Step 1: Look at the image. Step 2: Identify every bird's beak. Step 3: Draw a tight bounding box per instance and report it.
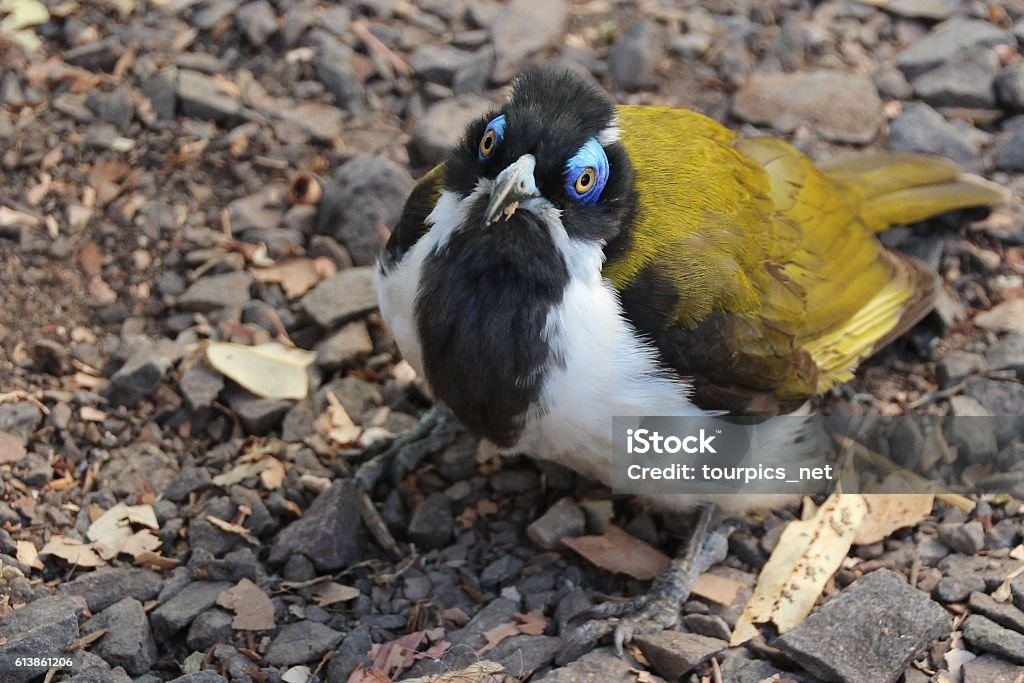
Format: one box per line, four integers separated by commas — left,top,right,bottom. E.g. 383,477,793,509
484,154,540,225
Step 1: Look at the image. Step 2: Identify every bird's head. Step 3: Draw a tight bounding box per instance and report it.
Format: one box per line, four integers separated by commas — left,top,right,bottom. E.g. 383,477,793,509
441,68,636,251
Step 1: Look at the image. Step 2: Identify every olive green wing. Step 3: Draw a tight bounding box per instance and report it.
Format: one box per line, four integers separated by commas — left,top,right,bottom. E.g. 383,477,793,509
381,164,445,269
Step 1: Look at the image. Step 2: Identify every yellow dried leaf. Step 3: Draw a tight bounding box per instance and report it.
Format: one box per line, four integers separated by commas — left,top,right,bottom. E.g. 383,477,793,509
311,581,360,607
39,535,105,568
206,341,315,400
855,492,934,545
16,540,43,570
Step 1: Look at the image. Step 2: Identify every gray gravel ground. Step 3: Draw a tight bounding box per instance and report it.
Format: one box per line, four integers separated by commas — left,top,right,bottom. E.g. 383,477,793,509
1,0,1024,682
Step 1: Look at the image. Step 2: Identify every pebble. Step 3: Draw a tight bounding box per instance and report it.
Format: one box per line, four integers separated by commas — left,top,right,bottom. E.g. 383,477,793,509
934,574,986,602
986,335,1024,377
527,497,585,550
163,466,213,502
911,49,1000,109
315,321,374,369
176,70,239,123
412,45,475,85
635,631,727,678
968,591,1024,634
313,40,363,113
225,389,291,435
149,581,233,640
0,596,84,683
58,568,164,613
413,94,494,165
178,272,253,312
732,69,883,144
300,267,378,328
962,615,1024,664
490,0,569,82
235,0,277,46
546,648,667,683
408,492,453,550
895,18,1014,80
104,347,173,406
996,65,1024,111
888,102,980,169
178,364,225,412
0,402,43,442
608,21,664,91
885,0,962,20
994,126,1024,173
81,598,157,676
962,655,1024,683
269,480,365,570
264,620,344,667
774,569,950,683
937,351,988,388
316,155,415,266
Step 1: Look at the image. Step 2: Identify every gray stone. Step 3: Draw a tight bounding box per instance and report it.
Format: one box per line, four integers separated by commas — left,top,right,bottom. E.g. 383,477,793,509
886,0,963,20
412,45,474,85
164,466,213,502
453,47,494,95
0,402,42,441
82,598,156,675
732,69,883,144
179,364,224,411
480,555,525,588
995,127,1024,173
315,321,374,370
937,351,988,388
301,267,378,327
316,155,414,266
64,38,123,71
167,673,227,683
58,568,164,613
92,87,134,129
996,65,1024,111
486,634,561,674
963,655,1024,683
264,621,343,667
888,103,980,170
178,272,253,312
963,615,1024,663
149,581,232,640
176,70,239,123
896,18,1014,80
236,1,276,46
875,67,914,100
527,497,585,550
934,574,986,602
225,389,291,435
270,480,364,571
608,21,664,91
911,49,999,108
186,608,233,651
968,591,1024,634
408,492,453,550
314,41,362,113
546,648,668,683
413,94,493,165
986,335,1024,377
938,521,987,555
104,347,172,406
635,631,727,679
448,598,519,649
282,5,316,46
490,0,569,82
193,0,239,29
773,569,950,683
0,596,83,683
682,613,733,641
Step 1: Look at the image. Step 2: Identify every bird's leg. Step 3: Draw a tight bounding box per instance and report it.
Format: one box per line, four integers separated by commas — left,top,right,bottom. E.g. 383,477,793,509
354,403,462,492
557,503,735,665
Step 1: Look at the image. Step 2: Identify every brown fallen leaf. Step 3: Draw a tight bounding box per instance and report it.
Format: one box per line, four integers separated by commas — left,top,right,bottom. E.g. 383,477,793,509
251,257,335,299
855,491,934,546
316,392,362,446
87,158,132,207
311,581,360,607
0,431,26,464
16,540,44,570
217,578,276,630
691,572,745,606
562,524,670,580
369,631,427,680
79,242,103,277
39,535,105,568
259,458,286,490
731,493,867,645
206,515,259,544
134,550,179,570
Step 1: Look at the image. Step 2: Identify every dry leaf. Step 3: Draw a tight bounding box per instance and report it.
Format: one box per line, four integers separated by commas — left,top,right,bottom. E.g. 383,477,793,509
731,493,868,645
369,631,427,679
974,299,1024,333
562,524,670,580
259,458,286,489
692,572,745,606
87,503,159,560
134,550,179,570
213,458,285,489
119,530,161,558
16,540,43,570
316,391,362,445
855,492,934,545
87,158,132,207
206,341,315,400
0,431,26,464
251,258,333,298
0,205,39,228
206,515,258,544
80,405,107,421
79,242,103,277
514,610,547,636
39,535,105,568
311,581,360,607
478,622,520,655
217,578,276,630
402,661,504,683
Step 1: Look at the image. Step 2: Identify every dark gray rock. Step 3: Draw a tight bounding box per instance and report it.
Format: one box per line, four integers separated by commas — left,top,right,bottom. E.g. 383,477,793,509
934,574,986,603
315,321,374,370
176,70,239,123
608,21,664,91
315,155,414,266
773,569,950,683
937,351,988,388
486,634,561,674
683,613,733,641
91,87,134,129
236,1,276,46
996,64,1024,111
142,71,177,120
885,0,962,20
545,648,668,683
453,47,494,95
82,598,156,675
938,521,986,554
179,364,225,412
64,38,124,71
164,466,213,502
270,480,364,570
481,555,525,588
490,0,569,82
963,615,1024,663
178,272,252,312
166,673,227,683
412,45,474,85
449,598,519,649
888,103,980,170
732,69,883,144
635,631,727,679
527,497,585,550
995,126,1024,173
968,591,1024,634
944,414,999,463
911,49,999,108
224,389,291,435
875,67,914,100
326,627,373,682
986,335,1024,377
408,492,453,550
896,18,1014,80
0,402,43,441
0,596,83,683
104,347,172,406
962,655,1024,683
58,568,164,613
413,94,493,165
300,267,378,327
149,581,232,640
264,621,343,667
313,40,362,113
186,608,233,651
192,0,239,28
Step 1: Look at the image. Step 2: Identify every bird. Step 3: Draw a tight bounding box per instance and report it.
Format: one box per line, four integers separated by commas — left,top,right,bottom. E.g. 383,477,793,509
373,66,1009,658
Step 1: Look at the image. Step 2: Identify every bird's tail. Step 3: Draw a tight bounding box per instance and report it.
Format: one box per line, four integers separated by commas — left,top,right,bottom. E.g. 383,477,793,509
817,152,1010,232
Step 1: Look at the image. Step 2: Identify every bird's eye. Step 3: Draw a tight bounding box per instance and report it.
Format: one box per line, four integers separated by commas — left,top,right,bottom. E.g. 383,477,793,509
565,138,609,205
478,114,506,161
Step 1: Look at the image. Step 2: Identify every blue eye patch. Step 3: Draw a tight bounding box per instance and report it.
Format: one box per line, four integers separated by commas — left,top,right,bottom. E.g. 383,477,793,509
564,138,609,205
478,114,506,161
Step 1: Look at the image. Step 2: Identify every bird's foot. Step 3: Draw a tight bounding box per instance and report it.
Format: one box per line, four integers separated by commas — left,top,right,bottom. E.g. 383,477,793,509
354,403,462,493
557,504,736,666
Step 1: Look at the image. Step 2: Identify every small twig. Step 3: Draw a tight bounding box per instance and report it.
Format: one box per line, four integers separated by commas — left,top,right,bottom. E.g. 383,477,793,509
350,19,413,78
359,490,402,558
